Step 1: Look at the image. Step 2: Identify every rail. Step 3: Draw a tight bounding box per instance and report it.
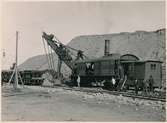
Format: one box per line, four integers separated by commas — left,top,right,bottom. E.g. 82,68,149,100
41,85,166,102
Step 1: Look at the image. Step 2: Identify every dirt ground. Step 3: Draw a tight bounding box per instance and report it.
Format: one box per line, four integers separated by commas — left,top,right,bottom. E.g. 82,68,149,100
1,85,166,121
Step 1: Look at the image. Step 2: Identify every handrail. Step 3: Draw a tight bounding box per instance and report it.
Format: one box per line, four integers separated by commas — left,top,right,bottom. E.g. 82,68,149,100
121,75,127,90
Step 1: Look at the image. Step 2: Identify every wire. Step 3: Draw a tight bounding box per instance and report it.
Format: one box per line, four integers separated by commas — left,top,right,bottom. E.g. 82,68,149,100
42,32,89,71
49,46,55,71
47,44,53,70
42,37,51,70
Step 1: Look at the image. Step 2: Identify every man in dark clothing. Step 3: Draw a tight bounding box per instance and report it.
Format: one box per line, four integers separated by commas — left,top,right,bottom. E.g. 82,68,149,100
134,78,139,95
143,79,149,95
118,65,124,80
149,75,154,93
77,50,84,60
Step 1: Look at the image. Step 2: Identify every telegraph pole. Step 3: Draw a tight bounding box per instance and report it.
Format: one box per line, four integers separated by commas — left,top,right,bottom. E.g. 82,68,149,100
14,31,19,89
8,31,24,89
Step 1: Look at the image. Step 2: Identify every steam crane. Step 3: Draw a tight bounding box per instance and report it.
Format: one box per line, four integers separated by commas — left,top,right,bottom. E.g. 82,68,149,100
42,32,87,82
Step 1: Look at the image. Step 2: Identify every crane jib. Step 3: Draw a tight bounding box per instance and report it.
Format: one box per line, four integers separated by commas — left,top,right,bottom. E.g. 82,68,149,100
42,32,75,70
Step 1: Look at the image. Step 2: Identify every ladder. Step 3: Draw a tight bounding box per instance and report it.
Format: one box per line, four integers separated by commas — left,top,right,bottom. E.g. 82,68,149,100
116,75,127,91
121,75,127,90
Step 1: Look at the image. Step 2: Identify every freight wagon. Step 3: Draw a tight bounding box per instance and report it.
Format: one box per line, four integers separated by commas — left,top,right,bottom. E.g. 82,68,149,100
1,70,45,85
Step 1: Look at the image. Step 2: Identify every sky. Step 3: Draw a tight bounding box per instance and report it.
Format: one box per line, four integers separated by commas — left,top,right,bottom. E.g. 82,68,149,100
1,1,166,69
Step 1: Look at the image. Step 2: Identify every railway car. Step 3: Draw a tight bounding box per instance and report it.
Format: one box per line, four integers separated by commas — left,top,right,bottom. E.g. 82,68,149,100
121,60,163,89
1,70,45,85
1,70,13,83
74,53,163,90
20,70,45,85
71,39,163,90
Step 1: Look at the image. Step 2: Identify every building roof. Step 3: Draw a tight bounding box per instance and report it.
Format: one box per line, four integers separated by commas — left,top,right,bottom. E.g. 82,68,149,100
75,53,141,63
75,54,120,63
121,60,163,64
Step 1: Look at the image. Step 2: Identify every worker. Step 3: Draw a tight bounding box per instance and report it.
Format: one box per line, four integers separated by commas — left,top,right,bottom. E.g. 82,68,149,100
112,77,116,90
143,78,149,95
86,63,91,75
10,63,16,70
149,75,154,93
118,65,124,80
57,44,63,56
90,63,95,75
134,78,138,95
77,50,84,60
77,75,80,87
49,34,54,40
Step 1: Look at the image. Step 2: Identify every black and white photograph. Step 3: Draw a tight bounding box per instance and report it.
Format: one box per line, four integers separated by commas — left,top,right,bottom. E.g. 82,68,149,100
1,0,166,121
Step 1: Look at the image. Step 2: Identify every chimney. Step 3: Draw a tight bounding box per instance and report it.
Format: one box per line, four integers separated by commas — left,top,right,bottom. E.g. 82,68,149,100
104,39,110,56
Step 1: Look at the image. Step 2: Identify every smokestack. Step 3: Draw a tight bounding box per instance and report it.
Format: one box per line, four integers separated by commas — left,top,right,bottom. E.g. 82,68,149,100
104,39,110,56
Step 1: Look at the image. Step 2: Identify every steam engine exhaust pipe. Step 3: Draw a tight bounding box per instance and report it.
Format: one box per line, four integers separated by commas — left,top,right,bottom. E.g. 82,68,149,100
104,39,110,56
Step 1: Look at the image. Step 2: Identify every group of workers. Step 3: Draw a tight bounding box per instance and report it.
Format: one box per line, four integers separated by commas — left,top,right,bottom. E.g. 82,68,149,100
110,75,155,94
74,71,155,96
134,75,154,95
75,75,155,93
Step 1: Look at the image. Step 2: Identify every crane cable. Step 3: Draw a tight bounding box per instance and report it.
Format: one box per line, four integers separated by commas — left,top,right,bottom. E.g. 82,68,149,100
42,37,55,81
42,37,52,70
42,37,58,82
49,46,56,71
40,38,56,81
46,44,53,69
36,39,53,70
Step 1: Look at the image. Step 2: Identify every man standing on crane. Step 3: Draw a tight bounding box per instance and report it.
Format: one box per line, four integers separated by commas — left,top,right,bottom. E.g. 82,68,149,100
76,50,84,60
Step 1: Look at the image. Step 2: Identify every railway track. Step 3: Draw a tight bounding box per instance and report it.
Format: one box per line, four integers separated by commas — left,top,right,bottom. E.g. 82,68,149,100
2,85,165,102
42,85,166,102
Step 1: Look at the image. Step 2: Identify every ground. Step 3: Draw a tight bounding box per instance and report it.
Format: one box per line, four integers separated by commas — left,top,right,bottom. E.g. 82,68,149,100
1,85,166,121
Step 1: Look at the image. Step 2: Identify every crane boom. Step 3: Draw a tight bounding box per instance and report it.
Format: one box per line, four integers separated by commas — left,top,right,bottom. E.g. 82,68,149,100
42,32,85,70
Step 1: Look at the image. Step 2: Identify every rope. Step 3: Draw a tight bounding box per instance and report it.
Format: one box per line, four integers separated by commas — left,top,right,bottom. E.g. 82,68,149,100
47,44,53,70
51,50,55,70
42,37,52,70
42,37,57,81
43,32,89,71
49,46,56,70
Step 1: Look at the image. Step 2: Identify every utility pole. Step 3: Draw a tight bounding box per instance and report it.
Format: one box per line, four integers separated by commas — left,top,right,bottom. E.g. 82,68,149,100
14,31,19,88
8,31,24,89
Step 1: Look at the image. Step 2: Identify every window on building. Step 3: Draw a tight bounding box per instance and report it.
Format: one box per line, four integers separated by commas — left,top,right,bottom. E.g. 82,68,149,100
153,64,156,69
151,64,156,70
